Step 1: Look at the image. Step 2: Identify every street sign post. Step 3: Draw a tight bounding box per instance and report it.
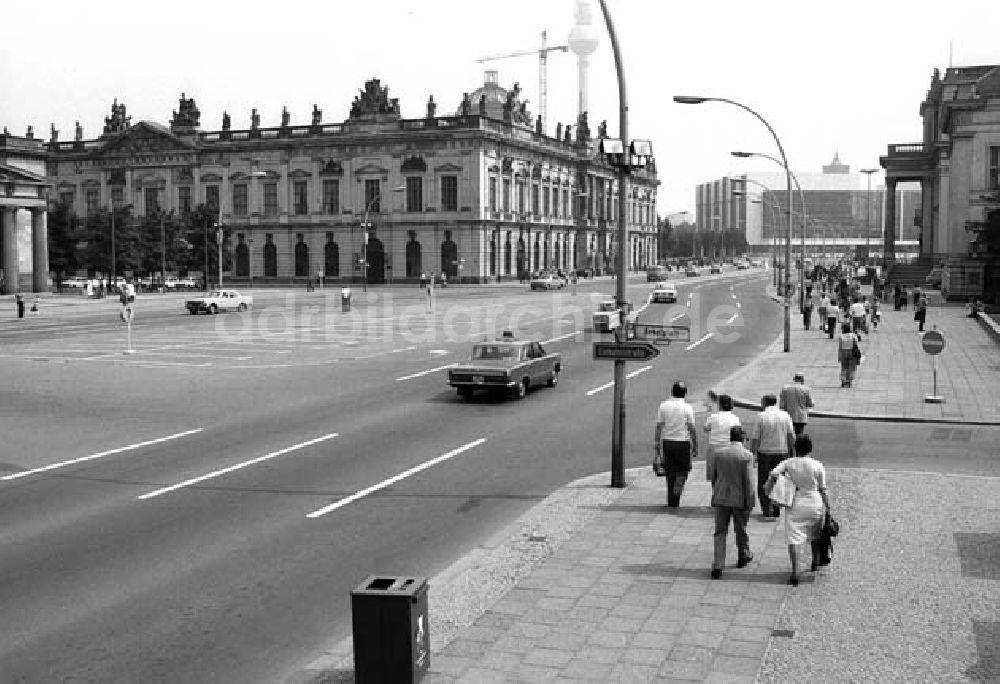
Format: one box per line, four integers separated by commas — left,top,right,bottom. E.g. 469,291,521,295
634,323,691,345
593,340,660,361
922,328,945,403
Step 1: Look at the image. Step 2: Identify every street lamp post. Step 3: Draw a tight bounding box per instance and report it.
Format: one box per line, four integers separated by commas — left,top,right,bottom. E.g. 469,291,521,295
359,186,405,293
160,211,166,294
110,202,116,287
597,0,653,488
861,168,878,267
216,222,224,289
732,150,809,314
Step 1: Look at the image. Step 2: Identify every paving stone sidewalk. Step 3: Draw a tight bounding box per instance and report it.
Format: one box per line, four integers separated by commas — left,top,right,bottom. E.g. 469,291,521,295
713,300,1000,424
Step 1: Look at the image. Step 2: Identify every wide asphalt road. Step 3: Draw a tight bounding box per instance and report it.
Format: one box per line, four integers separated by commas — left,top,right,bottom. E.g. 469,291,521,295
0,269,779,682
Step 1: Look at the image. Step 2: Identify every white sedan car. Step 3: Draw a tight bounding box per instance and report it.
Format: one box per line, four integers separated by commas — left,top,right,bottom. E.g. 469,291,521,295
651,281,678,303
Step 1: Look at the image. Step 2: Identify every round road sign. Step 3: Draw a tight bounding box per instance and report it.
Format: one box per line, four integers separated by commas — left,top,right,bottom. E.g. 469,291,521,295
921,330,945,355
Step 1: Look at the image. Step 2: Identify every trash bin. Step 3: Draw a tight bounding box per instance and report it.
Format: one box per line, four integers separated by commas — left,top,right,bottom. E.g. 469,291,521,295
341,287,352,313
351,575,430,684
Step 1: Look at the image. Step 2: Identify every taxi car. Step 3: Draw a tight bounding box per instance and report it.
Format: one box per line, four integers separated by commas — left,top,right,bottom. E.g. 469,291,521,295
651,281,678,303
447,333,561,400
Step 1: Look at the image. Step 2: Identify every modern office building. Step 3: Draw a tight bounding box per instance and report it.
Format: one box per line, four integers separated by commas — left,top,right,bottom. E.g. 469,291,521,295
0,72,659,293
881,64,1000,300
694,155,919,261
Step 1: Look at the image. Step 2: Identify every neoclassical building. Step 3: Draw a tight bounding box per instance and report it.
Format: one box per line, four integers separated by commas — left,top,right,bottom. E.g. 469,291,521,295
33,72,659,287
0,132,50,294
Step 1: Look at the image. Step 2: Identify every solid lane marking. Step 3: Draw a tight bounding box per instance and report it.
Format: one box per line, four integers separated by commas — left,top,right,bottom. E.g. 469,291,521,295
686,332,715,351
396,363,457,382
585,365,653,396
137,432,339,500
306,437,487,518
2,429,204,481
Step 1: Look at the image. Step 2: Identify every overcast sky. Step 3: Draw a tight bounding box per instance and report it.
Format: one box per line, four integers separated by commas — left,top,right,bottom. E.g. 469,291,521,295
2,1,996,214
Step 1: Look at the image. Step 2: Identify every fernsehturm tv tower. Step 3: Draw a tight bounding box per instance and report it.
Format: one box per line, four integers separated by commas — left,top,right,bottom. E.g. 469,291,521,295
568,0,600,118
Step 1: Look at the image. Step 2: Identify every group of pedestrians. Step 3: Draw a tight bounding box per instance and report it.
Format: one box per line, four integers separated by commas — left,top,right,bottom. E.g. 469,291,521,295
654,374,833,586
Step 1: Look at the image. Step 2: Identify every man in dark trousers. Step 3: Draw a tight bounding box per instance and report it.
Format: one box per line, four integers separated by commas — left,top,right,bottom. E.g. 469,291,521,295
15,294,25,318
749,394,795,519
708,426,757,579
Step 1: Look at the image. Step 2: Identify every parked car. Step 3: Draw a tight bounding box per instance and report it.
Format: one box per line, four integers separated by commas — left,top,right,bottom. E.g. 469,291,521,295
185,290,253,314
447,333,562,400
575,267,594,278
736,261,749,270
685,266,700,277
750,259,763,267
530,273,564,291
646,265,671,282
651,281,678,303
710,264,723,274
61,276,89,289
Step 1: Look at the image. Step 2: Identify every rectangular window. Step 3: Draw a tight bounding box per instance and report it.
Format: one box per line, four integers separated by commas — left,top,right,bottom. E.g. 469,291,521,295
59,191,75,208
440,175,458,211
552,187,560,218
178,186,191,213
406,176,423,212
489,177,497,213
991,146,1000,190
111,187,124,209
365,179,381,213
264,183,278,217
532,184,540,216
516,180,525,214
502,178,511,213
233,184,248,216
543,186,550,216
293,181,308,215
205,185,219,213
144,187,159,215
85,189,99,214
322,179,340,214
562,188,569,218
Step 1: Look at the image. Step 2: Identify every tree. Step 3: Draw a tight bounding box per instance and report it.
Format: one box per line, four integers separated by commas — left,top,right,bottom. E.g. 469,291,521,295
47,203,82,284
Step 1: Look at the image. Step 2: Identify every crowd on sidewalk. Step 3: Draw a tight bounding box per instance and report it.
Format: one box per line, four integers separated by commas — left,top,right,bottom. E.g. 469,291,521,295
654,374,835,588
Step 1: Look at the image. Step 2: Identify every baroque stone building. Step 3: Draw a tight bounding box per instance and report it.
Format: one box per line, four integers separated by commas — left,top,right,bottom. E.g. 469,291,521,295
0,130,50,294
881,65,1000,300
39,73,659,286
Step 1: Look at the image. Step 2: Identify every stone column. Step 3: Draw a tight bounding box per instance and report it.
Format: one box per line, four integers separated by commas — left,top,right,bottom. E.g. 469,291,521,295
883,179,897,266
920,178,934,255
1,207,19,294
31,208,49,292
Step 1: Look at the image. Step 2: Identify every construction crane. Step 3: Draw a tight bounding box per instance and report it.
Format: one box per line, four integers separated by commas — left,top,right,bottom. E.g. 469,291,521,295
477,31,568,133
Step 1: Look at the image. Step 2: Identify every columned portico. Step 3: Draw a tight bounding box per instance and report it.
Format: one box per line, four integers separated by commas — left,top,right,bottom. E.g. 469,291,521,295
31,209,49,293
883,178,897,265
1,207,17,294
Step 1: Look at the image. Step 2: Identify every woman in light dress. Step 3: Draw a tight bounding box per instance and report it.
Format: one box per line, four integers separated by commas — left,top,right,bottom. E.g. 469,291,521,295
767,434,831,586
703,394,741,479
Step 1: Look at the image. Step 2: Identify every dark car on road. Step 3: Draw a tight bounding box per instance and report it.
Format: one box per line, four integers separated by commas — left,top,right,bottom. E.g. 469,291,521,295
447,334,561,400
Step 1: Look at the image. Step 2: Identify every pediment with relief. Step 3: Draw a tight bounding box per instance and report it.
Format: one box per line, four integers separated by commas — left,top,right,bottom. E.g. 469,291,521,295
98,121,195,157
434,162,462,173
354,162,390,175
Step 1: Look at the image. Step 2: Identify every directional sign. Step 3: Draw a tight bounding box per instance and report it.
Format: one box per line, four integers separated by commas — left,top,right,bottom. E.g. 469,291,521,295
921,330,945,355
593,341,660,361
634,324,691,344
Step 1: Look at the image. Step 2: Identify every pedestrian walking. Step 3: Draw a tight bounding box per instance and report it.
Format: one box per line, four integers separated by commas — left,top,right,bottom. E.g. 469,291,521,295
802,289,814,330
911,286,922,311
915,291,928,331
825,296,838,339
894,282,903,311
15,293,25,318
779,373,814,435
749,394,795,519
703,394,741,477
708,426,756,579
837,322,862,387
817,293,829,336
765,434,832,586
849,296,867,336
869,296,881,330
654,381,699,508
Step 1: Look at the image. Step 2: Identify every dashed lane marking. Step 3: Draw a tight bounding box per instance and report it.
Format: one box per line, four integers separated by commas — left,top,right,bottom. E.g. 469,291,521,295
137,432,339,500
685,332,715,351
585,365,653,396
2,429,204,481
305,437,487,518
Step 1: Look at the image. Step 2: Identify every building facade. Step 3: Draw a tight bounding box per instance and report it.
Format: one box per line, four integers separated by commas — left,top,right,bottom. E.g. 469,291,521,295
695,156,920,262
30,74,658,289
881,65,1000,300
0,131,50,294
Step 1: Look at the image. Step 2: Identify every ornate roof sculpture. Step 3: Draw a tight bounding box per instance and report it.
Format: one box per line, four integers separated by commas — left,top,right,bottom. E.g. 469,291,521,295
102,98,132,136
170,92,201,132
349,78,401,121
458,70,533,128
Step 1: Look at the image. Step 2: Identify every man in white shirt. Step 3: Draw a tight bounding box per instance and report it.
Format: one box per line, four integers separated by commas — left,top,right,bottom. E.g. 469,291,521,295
849,297,868,336
654,381,699,508
779,373,814,435
749,394,795,518
703,394,740,480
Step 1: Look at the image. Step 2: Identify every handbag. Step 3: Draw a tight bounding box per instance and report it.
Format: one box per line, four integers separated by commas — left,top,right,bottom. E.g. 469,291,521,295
653,450,666,477
766,473,795,507
852,341,862,361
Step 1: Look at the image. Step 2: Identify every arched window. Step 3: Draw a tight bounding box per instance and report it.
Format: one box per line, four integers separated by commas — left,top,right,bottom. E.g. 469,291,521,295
516,235,526,278
553,238,560,273
489,233,496,276
235,242,249,277
264,235,277,277
441,230,458,278
294,235,309,277
325,235,339,278
406,232,422,278
504,232,512,275
533,235,541,272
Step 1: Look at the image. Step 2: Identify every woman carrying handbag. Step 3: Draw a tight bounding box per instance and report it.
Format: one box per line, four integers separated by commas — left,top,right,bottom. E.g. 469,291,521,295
766,434,832,586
